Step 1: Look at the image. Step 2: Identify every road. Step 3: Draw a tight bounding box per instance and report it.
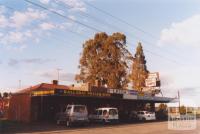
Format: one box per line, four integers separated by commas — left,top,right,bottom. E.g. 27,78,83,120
17,120,200,134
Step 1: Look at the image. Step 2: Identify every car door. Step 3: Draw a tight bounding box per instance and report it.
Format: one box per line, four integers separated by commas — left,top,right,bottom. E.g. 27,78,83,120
109,109,118,120
97,110,103,121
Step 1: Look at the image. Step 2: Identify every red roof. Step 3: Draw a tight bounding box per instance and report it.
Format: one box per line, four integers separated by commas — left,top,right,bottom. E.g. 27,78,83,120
18,83,69,93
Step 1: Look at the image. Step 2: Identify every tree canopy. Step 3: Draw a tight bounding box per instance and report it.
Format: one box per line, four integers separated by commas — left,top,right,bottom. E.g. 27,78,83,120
130,42,149,91
76,32,132,89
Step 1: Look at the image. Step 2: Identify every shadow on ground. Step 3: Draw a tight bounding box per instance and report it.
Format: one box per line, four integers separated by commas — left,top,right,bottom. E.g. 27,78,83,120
0,119,166,134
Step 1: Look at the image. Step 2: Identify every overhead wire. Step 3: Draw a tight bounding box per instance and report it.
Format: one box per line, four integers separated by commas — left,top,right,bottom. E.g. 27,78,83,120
4,0,185,65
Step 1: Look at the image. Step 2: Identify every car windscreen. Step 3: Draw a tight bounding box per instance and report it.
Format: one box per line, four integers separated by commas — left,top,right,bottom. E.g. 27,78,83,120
109,109,118,115
98,110,103,115
138,112,144,115
66,106,72,112
74,106,86,113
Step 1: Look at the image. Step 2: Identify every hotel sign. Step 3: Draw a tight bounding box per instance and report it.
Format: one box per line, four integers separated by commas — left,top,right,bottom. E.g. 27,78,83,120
31,89,111,98
63,90,111,97
32,90,54,96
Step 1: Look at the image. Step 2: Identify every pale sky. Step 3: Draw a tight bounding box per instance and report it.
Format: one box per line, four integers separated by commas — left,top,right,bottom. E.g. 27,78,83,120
0,0,200,106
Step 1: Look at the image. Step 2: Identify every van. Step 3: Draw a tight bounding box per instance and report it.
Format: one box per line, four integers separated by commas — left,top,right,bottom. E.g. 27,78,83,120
89,107,119,123
56,104,89,127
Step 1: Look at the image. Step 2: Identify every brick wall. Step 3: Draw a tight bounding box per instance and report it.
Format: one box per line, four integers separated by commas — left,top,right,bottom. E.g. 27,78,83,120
8,94,31,123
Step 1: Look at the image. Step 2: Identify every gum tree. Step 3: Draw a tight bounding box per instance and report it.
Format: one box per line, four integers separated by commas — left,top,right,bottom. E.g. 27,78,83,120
76,32,132,89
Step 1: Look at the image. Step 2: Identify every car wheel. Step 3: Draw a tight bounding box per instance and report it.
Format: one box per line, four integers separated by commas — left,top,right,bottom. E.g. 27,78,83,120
142,118,146,121
103,119,107,125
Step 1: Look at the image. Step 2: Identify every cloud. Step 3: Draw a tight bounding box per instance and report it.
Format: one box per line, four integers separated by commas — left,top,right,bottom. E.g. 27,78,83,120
0,7,44,29
8,58,55,66
39,22,55,30
0,30,33,45
0,1,85,49
56,0,86,12
8,59,19,66
39,0,50,4
58,22,73,30
68,15,76,21
0,14,8,28
0,7,48,47
38,70,76,82
9,8,47,28
0,5,6,14
158,14,200,47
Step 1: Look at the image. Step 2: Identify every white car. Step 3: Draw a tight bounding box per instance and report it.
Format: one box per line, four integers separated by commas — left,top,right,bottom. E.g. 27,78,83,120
89,107,119,123
136,111,156,121
56,105,89,127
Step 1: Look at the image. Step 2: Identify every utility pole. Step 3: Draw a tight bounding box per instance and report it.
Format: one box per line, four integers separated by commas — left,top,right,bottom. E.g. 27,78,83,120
56,68,62,81
19,80,21,89
178,90,181,113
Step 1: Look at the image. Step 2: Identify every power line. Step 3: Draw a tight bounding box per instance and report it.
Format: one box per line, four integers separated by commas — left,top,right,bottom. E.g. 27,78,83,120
143,48,184,65
84,1,158,39
24,0,101,33
84,1,185,61
52,0,184,61
126,41,184,65
54,0,122,33
2,1,184,65
0,3,89,48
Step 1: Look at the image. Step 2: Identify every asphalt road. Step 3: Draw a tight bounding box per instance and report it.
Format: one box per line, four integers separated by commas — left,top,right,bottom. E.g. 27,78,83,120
16,120,200,134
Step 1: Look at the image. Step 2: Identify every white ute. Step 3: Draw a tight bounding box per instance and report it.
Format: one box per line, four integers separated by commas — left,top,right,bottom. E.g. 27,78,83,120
56,104,89,127
89,107,119,123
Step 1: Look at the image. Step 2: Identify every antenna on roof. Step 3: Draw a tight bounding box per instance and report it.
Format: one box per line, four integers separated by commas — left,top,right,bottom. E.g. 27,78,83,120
56,68,62,82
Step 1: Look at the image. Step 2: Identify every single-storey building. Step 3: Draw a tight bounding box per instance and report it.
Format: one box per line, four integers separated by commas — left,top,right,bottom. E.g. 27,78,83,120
8,80,175,123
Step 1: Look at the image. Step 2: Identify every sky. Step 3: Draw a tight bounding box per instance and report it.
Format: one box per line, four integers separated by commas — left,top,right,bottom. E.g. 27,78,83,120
0,0,200,106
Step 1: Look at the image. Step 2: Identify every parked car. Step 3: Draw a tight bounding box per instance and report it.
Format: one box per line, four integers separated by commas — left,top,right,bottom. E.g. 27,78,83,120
89,107,119,123
136,111,156,121
55,104,89,127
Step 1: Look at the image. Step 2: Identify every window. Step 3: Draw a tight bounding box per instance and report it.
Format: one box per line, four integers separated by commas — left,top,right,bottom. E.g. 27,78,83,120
103,110,108,115
74,106,86,113
66,106,72,112
98,110,103,115
109,109,118,115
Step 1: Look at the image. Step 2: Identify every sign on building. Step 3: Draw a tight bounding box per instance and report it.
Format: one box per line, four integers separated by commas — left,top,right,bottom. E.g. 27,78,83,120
145,72,160,87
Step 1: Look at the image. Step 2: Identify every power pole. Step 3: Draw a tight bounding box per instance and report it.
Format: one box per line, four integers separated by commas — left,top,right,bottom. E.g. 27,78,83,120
178,90,181,113
19,80,21,89
57,68,62,81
